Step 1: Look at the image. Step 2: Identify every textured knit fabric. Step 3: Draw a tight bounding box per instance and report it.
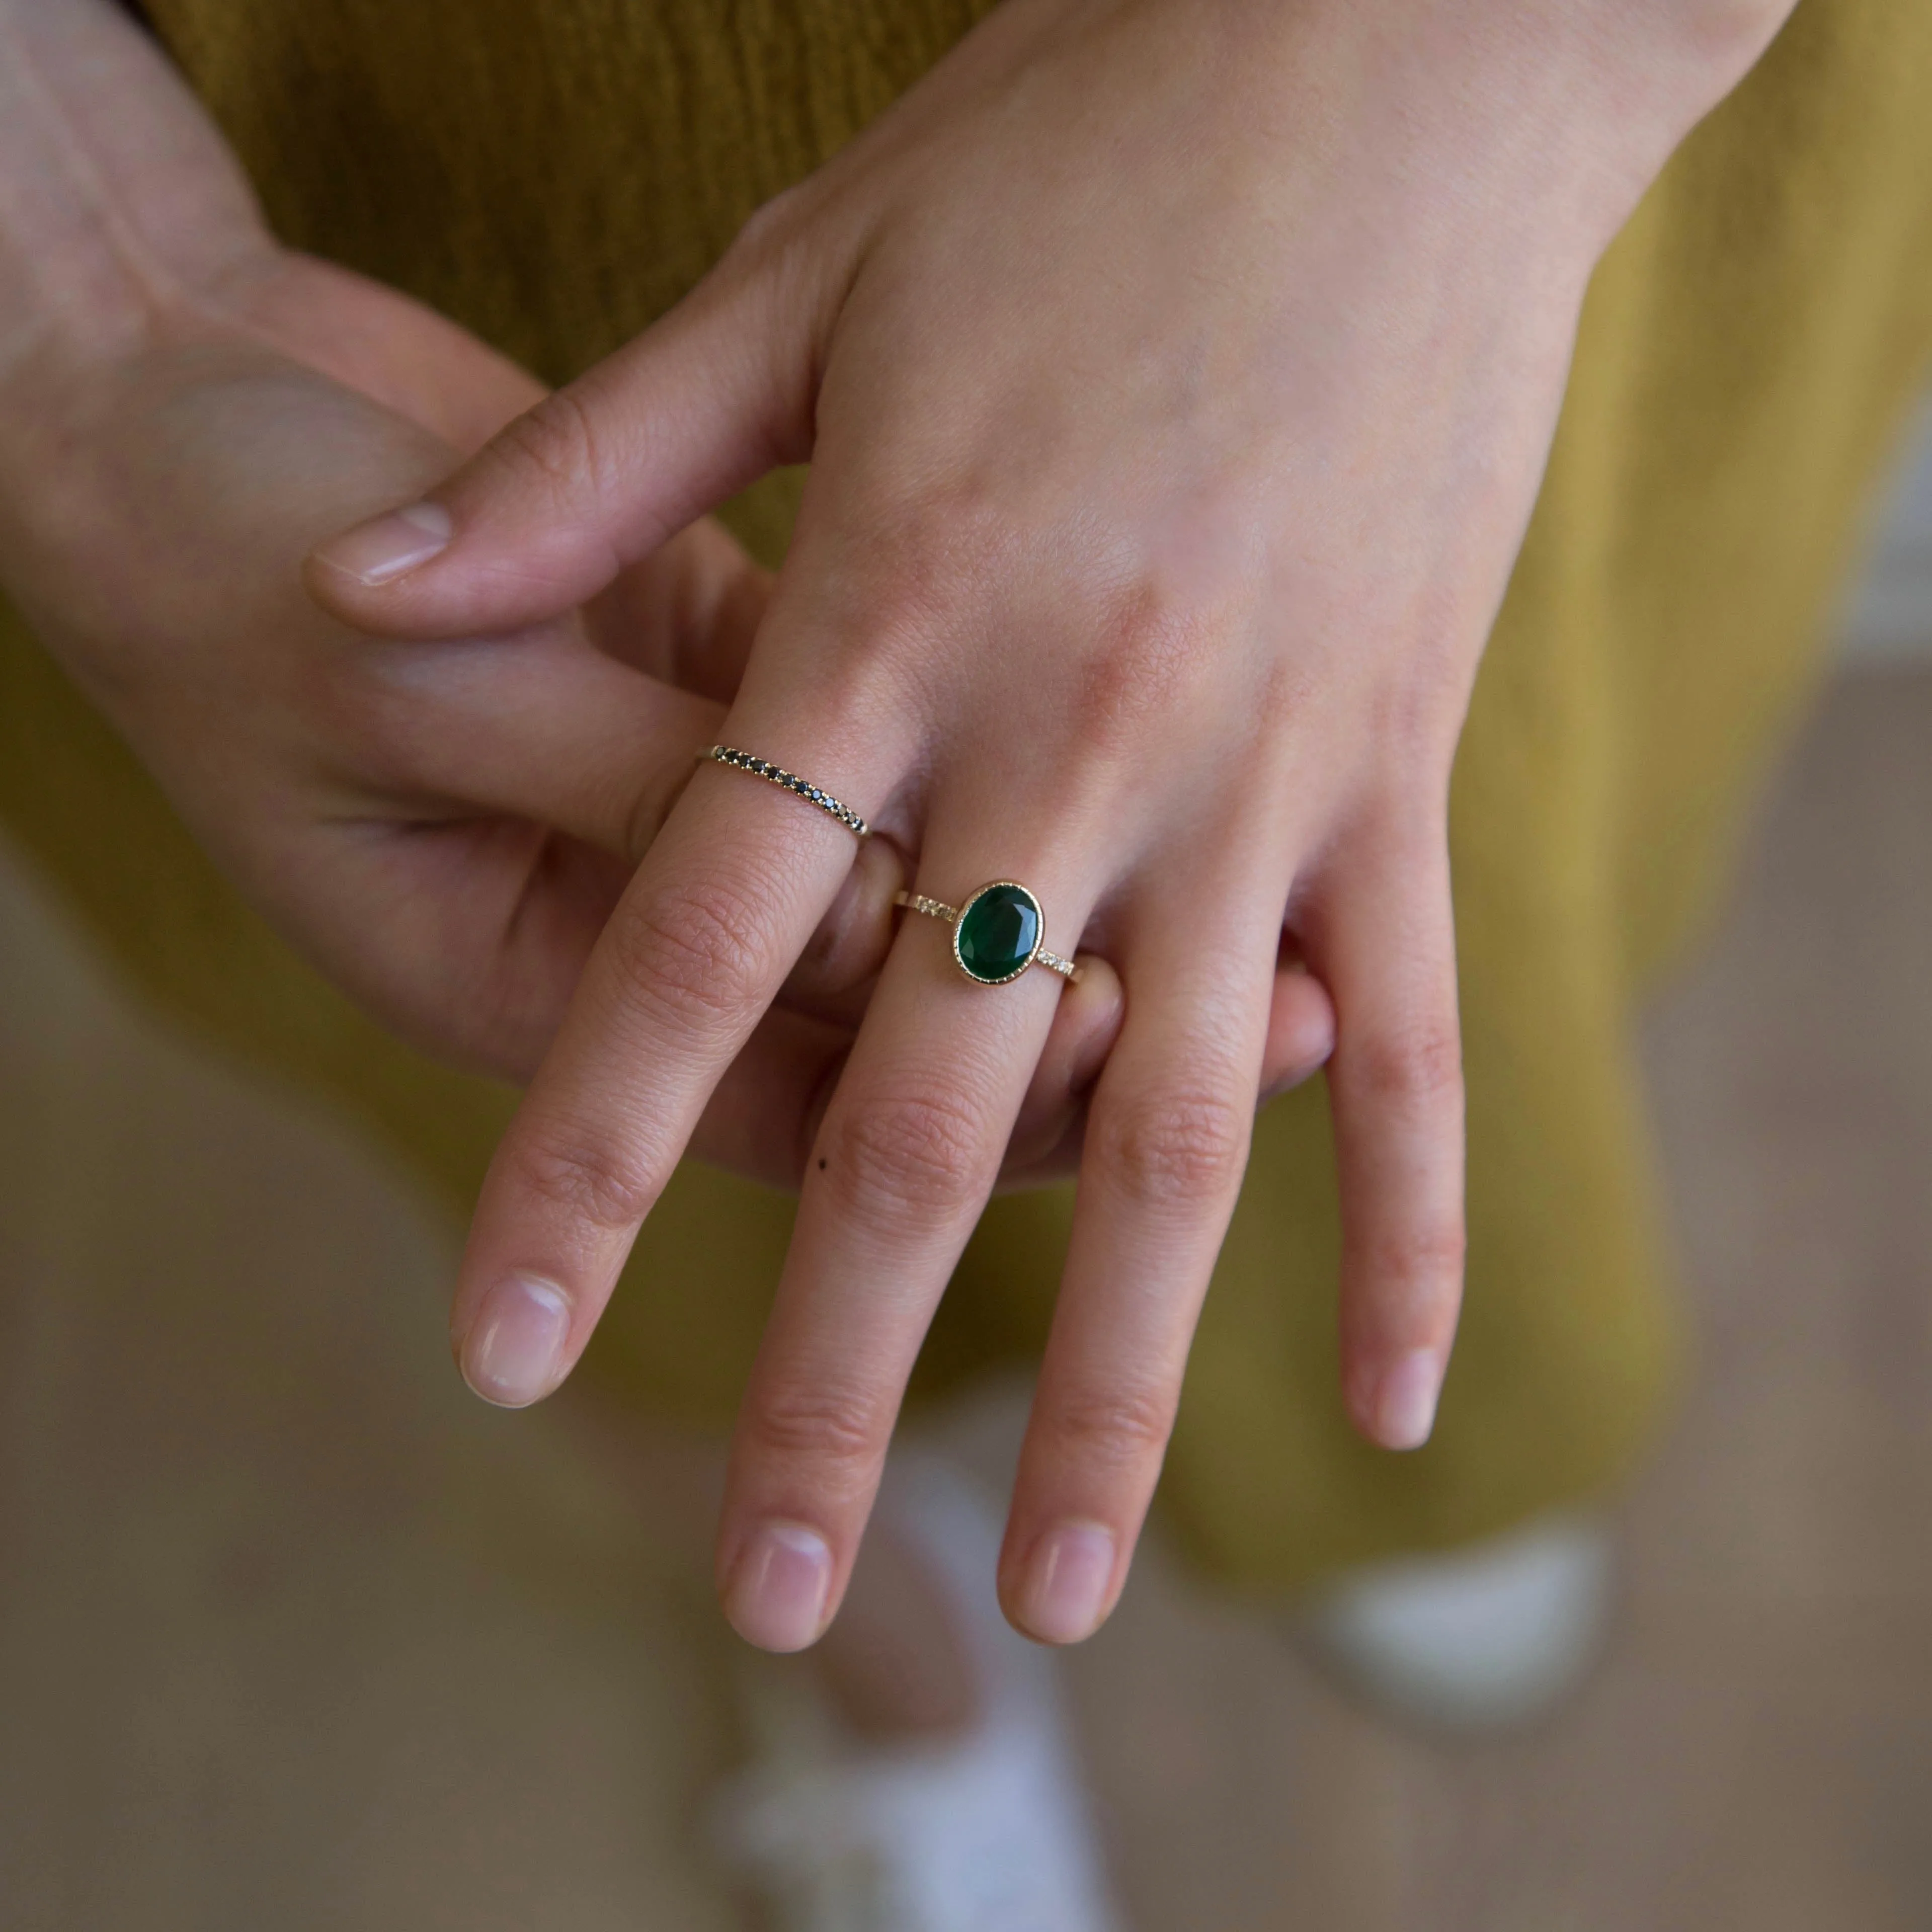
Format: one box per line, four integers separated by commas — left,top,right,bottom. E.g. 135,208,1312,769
4,0,1930,1589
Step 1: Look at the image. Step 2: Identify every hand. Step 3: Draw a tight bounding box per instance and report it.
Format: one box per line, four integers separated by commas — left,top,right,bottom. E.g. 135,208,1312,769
308,0,1786,1646
0,0,1332,1189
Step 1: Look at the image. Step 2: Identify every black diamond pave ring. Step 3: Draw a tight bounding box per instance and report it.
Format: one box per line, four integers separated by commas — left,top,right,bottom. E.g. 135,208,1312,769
707,746,868,839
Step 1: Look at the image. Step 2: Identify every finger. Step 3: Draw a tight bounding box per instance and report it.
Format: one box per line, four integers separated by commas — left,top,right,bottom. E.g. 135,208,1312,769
386,621,723,863
1260,957,1336,1101
702,922,1123,1194
1310,822,1467,1453
688,1004,850,1191
437,616,911,1010
303,251,826,640
1000,950,1335,1187
490,937,855,1191
447,707,895,1414
297,633,722,1081
714,838,1097,1652
777,833,908,1024
395,630,909,1021
998,953,1123,1181
584,516,773,702
998,887,1277,1644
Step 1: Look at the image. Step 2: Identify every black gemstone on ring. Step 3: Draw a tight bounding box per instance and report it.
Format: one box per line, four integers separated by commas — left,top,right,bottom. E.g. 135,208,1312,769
711,746,868,841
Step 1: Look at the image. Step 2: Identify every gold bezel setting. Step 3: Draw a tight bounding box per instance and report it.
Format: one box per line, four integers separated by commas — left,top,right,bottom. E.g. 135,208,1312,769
893,884,1082,985
950,880,1044,987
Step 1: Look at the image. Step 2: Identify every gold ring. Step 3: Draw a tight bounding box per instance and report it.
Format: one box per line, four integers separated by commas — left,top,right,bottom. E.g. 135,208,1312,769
707,746,868,838
894,881,1082,985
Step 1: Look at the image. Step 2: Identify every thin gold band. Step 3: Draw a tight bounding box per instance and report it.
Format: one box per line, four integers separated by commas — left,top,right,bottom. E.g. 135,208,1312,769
895,888,1082,985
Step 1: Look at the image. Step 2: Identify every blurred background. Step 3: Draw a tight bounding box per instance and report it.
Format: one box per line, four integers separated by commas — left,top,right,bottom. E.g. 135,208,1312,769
3,409,1930,1931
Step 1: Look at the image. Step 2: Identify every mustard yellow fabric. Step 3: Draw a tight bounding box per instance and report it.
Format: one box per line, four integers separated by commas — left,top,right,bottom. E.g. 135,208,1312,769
5,0,1931,1589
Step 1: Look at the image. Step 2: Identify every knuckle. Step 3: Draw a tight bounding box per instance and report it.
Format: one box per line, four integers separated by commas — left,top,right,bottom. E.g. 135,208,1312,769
610,876,772,1034
1067,580,1205,757
829,581,948,698
1361,1215,1469,1301
1346,774,1450,860
1349,1019,1464,1117
823,491,1004,664
1367,653,1455,736
1250,655,1318,740
514,1125,660,1233
488,385,609,503
820,1085,990,1225
1096,1085,1251,1210
725,181,813,266
743,1379,887,1480
1043,1380,1178,1471
1350,770,1457,886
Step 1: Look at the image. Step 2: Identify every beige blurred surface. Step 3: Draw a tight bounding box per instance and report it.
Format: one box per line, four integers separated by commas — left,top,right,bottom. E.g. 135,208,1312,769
3,665,1930,1931
0,846,746,1930
1062,665,1932,1932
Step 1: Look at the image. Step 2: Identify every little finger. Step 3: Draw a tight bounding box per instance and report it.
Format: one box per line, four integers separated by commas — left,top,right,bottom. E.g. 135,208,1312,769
1310,822,1467,1453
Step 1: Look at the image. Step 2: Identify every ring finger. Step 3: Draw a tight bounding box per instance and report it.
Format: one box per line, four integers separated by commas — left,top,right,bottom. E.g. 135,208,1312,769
714,818,1103,1650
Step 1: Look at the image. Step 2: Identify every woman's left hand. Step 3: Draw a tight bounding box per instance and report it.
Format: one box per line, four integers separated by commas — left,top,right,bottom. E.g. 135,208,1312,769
308,0,1790,1649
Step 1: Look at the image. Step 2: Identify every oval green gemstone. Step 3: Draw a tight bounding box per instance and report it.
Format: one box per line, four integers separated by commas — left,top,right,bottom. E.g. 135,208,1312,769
955,883,1041,984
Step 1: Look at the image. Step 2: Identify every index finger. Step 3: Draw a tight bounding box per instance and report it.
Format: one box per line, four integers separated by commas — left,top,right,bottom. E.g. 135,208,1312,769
450,729,885,1408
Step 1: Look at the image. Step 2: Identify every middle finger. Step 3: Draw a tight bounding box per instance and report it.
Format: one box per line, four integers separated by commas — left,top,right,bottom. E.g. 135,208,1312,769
1000,852,1284,1642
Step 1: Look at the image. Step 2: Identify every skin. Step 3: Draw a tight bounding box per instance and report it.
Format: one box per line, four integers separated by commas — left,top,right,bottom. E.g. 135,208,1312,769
306,0,1799,1652
1,0,1341,1745
0,0,1335,1197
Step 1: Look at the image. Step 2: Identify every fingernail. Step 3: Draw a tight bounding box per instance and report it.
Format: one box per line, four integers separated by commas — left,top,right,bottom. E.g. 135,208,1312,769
461,1274,572,1407
311,499,452,587
723,1523,834,1652
1374,1347,1443,1450
1016,1521,1116,1644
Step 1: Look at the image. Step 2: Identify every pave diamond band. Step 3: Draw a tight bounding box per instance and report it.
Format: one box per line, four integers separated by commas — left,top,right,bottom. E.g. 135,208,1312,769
707,746,868,838
895,883,1082,986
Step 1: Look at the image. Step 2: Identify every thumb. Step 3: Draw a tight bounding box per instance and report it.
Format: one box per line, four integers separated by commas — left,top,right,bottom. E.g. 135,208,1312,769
303,250,822,640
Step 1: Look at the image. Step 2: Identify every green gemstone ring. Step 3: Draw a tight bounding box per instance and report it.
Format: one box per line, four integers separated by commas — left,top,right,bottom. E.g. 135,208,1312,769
895,881,1082,987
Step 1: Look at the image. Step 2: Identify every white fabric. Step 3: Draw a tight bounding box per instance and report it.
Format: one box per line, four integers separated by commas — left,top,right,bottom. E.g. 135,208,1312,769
1299,1512,1615,1732
712,1454,1122,1932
